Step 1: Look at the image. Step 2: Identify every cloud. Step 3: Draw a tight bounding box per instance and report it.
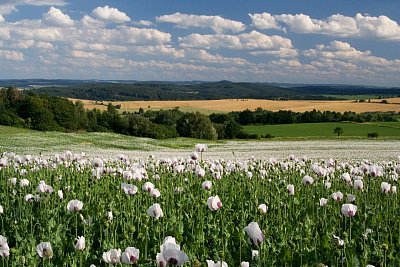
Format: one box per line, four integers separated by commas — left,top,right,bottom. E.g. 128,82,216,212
249,48,299,58
0,27,10,40
42,7,74,27
156,12,245,33
183,49,249,65
304,40,400,74
179,30,292,51
250,12,400,41
249,13,281,30
0,49,24,61
0,0,67,15
0,15,4,23
80,15,105,29
92,6,131,24
133,20,154,27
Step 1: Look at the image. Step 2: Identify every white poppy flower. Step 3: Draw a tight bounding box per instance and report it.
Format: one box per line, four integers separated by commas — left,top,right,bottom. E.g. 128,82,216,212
121,247,140,264
150,188,161,198
74,236,85,251
195,144,207,152
331,191,343,202
121,183,138,195
0,235,10,257
9,178,17,186
195,167,205,178
252,249,259,260
391,186,397,194
142,182,155,193
381,182,391,194
332,235,344,246
20,179,30,187
287,184,295,195
206,260,228,267
102,248,121,264
302,175,314,185
341,204,357,217
161,242,189,266
92,158,103,168
147,203,163,219
207,196,222,211
67,200,83,212
341,173,352,184
123,171,133,180
202,181,212,190
258,204,268,214
324,181,332,189
347,194,356,202
353,180,363,191
319,198,328,207
36,242,53,259
244,222,264,246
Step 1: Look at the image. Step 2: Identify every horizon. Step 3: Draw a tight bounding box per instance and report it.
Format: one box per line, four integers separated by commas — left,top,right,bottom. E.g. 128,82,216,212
0,1,399,87
0,78,397,89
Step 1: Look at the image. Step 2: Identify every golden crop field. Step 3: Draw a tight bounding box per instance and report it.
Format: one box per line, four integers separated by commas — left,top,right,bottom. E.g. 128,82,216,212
71,97,400,114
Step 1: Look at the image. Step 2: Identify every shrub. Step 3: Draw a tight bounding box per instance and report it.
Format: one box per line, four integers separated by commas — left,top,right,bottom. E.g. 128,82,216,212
367,132,379,138
264,133,275,139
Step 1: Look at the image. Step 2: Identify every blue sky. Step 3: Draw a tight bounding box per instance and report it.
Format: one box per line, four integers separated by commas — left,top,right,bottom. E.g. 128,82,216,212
0,0,399,86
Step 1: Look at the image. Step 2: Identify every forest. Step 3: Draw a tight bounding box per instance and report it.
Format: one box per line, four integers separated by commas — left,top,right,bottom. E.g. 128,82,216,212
28,80,400,101
0,87,399,140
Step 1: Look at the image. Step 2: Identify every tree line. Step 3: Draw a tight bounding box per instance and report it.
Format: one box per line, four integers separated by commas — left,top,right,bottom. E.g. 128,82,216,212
0,88,398,140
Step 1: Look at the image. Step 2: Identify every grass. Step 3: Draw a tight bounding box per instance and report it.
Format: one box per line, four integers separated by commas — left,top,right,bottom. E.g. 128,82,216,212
243,122,400,138
0,125,222,155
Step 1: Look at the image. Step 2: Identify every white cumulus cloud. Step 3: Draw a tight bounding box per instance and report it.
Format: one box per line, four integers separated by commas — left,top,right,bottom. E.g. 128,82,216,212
249,12,281,30
250,12,400,41
79,15,105,29
304,40,400,74
92,6,131,24
179,30,292,51
0,49,24,61
42,7,74,27
156,12,245,33
0,0,67,15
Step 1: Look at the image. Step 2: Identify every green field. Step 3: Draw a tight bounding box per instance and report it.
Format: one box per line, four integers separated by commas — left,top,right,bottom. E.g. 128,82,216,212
1,122,399,156
0,125,217,155
243,122,400,138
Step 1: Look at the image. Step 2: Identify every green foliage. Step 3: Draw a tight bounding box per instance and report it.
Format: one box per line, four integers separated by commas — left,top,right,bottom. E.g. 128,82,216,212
176,112,217,140
0,152,399,265
224,119,243,139
1,87,399,141
122,114,178,139
334,127,344,137
367,132,379,138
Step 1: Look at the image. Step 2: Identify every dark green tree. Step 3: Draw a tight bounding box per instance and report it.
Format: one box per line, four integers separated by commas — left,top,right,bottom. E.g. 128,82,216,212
176,112,217,140
334,127,344,137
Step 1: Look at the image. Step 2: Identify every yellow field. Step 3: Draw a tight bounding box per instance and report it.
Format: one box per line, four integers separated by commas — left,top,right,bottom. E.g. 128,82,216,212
71,97,400,114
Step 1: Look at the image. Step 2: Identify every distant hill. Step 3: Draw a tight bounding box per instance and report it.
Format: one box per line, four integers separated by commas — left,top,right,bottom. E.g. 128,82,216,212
26,81,333,101
292,85,400,96
0,79,399,101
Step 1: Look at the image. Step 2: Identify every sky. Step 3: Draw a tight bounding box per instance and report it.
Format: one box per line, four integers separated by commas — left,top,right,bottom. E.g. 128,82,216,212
0,0,399,86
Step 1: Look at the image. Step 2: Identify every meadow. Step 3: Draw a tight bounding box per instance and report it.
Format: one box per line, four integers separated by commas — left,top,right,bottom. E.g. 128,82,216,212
71,97,400,114
0,145,399,266
243,122,400,138
1,125,400,161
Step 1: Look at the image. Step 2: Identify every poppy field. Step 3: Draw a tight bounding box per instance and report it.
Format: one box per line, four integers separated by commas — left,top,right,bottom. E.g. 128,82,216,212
0,146,399,266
